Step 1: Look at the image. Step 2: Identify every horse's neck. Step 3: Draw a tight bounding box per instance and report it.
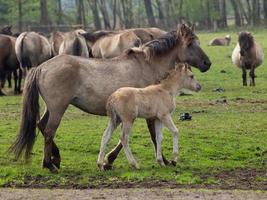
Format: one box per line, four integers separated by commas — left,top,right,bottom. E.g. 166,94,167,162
149,47,178,80
160,74,183,97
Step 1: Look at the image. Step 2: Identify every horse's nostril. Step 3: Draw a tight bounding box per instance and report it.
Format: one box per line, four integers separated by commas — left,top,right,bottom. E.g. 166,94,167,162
203,60,211,67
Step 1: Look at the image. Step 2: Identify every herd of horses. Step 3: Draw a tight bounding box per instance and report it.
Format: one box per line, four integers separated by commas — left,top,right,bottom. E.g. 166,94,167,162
0,23,262,172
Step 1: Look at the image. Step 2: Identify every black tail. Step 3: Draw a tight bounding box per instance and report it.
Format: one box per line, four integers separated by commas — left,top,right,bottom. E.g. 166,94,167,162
19,33,32,68
9,68,41,161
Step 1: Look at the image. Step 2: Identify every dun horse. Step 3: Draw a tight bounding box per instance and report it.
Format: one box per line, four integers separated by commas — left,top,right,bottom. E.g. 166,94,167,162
232,32,263,86
59,29,89,57
98,64,201,170
49,31,66,56
208,35,231,46
10,24,211,173
15,31,52,69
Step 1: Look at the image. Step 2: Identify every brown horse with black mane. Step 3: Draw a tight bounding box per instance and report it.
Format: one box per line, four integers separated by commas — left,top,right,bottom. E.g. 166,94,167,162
232,32,264,86
10,24,211,173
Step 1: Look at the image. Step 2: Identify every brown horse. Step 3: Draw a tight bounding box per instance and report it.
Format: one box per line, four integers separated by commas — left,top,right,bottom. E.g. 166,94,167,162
0,25,13,35
15,32,52,69
232,32,264,86
59,29,89,57
98,64,201,170
10,24,211,173
0,34,22,95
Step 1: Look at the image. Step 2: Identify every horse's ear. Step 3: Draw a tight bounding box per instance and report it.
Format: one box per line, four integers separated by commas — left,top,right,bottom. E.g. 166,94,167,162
80,32,94,41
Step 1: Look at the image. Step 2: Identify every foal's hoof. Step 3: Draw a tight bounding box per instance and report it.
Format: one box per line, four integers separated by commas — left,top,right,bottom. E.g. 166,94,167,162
102,163,113,171
51,157,61,169
171,160,177,166
43,161,59,173
157,160,166,167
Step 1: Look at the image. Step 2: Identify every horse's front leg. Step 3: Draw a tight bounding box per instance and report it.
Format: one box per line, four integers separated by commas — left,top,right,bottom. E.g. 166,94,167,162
242,67,247,86
146,119,171,165
249,67,255,86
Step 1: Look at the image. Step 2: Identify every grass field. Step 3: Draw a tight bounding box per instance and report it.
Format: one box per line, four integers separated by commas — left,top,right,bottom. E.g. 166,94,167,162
0,29,267,189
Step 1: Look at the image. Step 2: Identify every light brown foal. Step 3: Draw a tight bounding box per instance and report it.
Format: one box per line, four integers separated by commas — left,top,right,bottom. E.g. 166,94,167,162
97,64,201,170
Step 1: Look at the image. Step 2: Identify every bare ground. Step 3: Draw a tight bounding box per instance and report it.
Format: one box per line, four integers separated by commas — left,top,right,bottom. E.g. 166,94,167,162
0,188,267,200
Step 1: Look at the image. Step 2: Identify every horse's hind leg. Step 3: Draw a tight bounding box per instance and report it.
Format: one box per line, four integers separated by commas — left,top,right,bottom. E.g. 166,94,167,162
7,73,12,88
13,70,18,94
17,68,23,94
242,67,247,86
249,67,255,86
38,109,61,169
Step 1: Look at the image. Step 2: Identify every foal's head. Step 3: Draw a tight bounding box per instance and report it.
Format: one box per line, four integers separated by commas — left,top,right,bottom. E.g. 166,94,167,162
176,24,211,72
175,63,201,92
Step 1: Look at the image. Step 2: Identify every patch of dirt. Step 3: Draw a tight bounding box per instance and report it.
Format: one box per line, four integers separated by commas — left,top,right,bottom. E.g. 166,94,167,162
2,169,267,190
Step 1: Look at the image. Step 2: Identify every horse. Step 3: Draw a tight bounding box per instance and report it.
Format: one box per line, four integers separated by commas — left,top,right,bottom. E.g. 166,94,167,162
15,32,52,69
98,64,201,170
232,32,264,86
0,34,22,95
58,29,89,58
49,31,66,56
208,35,231,46
10,24,211,173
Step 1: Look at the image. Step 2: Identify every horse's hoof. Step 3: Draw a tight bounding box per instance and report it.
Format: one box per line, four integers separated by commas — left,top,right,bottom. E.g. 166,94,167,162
49,164,59,174
102,163,113,171
130,163,140,170
163,159,171,166
157,159,166,167
0,91,6,96
51,157,61,169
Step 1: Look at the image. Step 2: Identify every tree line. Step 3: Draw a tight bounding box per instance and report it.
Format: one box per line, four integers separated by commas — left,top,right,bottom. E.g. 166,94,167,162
0,0,267,32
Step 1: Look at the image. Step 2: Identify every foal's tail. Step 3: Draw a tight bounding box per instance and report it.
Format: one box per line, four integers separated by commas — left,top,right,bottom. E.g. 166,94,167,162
9,67,41,161
106,99,120,126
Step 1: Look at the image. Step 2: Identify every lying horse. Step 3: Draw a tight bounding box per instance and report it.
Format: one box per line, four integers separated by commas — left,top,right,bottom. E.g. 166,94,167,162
10,24,211,173
232,32,264,86
0,34,22,95
15,32,52,69
59,29,89,58
98,64,201,170
209,35,231,46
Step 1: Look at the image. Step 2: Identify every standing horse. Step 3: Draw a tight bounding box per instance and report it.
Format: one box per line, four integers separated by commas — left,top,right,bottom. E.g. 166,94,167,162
98,64,201,170
15,32,52,69
10,24,211,173
49,31,66,56
232,32,264,86
0,34,21,95
58,29,89,58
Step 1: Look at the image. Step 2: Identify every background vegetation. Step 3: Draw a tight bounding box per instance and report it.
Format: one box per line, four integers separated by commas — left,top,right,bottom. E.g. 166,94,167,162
0,0,267,32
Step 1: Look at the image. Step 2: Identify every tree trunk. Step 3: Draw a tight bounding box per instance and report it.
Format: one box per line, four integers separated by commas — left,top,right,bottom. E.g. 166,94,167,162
263,0,267,24
220,0,227,28
252,0,260,25
156,0,165,27
40,0,51,26
88,0,101,30
143,0,157,27
57,0,63,25
76,0,86,26
230,0,241,27
18,0,23,32
112,0,117,29
206,0,212,29
98,0,111,29
121,0,134,28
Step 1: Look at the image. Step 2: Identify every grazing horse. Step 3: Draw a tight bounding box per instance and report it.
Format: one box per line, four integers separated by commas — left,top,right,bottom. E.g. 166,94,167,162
49,31,66,56
10,24,211,173
98,64,201,170
15,32,52,69
232,32,264,86
59,29,89,58
0,34,22,95
209,35,231,46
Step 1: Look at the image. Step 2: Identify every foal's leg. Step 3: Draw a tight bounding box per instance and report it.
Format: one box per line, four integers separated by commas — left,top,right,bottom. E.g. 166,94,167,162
160,115,179,166
249,67,255,86
146,119,170,165
155,119,164,166
242,67,247,86
38,109,61,169
97,119,120,170
121,121,139,169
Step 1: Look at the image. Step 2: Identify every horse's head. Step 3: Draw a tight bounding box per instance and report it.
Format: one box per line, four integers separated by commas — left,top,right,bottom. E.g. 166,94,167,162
176,24,211,72
0,25,12,36
239,32,254,57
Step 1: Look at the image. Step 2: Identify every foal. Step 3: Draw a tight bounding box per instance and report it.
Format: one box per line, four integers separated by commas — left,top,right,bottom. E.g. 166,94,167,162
97,64,201,170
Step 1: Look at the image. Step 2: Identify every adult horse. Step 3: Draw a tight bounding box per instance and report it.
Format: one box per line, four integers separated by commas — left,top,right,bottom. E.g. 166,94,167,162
59,29,89,58
0,34,22,95
15,32,52,69
49,31,66,56
10,24,211,173
232,32,264,86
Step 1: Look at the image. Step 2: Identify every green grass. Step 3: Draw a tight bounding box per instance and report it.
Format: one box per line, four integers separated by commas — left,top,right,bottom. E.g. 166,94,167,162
0,30,267,188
